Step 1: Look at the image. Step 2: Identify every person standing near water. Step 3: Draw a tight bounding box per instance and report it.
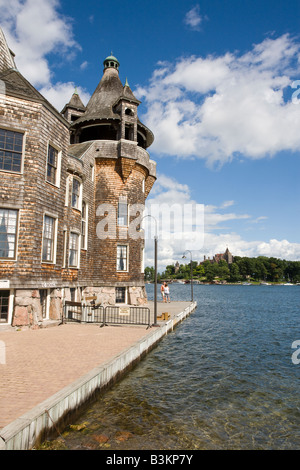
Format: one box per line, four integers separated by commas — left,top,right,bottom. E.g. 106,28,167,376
164,282,170,302
161,282,165,302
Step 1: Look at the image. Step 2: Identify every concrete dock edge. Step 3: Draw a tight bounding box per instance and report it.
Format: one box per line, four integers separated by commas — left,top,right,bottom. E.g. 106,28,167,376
0,301,197,450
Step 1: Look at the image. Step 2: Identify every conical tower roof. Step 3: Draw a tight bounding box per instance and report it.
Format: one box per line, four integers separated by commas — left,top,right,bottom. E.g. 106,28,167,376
113,77,141,107
72,58,124,126
61,87,86,115
68,88,86,110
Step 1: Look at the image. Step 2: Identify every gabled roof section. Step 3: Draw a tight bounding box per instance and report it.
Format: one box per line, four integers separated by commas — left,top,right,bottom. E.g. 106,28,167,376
0,27,68,126
0,68,45,101
0,28,16,73
0,68,69,126
68,141,94,160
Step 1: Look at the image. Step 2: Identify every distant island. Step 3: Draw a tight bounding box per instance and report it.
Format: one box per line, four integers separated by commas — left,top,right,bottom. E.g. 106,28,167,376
144,249,300,284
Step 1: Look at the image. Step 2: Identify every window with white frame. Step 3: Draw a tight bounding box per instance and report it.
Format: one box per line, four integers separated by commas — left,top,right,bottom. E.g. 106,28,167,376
71,178,81,209
46,144,59,185
117,245,128,271
69,232,79,267
65,175,70,206
118,199,128,226
42,215,56,263
0,208,18,259
0,128,23,173
81,201,88,249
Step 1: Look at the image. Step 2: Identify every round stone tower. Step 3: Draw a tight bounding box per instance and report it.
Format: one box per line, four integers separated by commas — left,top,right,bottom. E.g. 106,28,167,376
67,55,156,306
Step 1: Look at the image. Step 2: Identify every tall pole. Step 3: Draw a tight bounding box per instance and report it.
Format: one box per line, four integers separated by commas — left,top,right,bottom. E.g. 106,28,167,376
190,257,193,302
183,250,193,302
140,214,159,326
154,235,158,325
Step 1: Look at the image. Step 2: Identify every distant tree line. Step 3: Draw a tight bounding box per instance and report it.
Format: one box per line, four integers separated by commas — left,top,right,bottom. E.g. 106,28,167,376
144,256,300,284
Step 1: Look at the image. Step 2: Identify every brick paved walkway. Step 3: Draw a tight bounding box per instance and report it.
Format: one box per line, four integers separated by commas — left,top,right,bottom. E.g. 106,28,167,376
0,301,192,429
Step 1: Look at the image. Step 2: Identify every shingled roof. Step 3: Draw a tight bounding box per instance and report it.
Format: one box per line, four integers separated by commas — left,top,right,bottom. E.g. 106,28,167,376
69,56,154,147
0,28,16,73
61,88,86,116
72,66,124,127
65,88,86,110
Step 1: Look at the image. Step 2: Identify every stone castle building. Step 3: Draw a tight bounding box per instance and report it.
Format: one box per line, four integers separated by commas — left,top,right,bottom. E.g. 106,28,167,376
0,28,156,327
202,248,233,265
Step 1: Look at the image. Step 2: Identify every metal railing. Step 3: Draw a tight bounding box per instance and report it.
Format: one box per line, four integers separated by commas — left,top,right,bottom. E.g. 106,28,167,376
104,305,151,327
63,302,151,327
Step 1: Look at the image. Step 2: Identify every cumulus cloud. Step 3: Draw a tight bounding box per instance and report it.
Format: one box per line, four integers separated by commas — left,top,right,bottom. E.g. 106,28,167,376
136,34,300,167
0,0,90,110
143,174,300,270
39,82,90,112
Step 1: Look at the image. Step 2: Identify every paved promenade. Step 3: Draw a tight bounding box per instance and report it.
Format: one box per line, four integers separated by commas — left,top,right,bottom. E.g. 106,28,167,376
0,301,194,432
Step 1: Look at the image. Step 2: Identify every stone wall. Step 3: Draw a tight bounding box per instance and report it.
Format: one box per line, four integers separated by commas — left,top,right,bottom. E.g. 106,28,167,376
12,288,63,327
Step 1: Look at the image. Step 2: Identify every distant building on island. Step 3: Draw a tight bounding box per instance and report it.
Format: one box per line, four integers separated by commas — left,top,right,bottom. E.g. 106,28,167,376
202,247,233,265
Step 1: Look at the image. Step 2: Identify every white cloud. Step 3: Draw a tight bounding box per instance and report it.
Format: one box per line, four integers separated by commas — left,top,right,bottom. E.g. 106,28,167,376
220,200,235,209
252,216,268,224
136,34,300,167
80,61,89,71
184,5,204,31
39,82,90,112
0,0,90,110
143,174,300,270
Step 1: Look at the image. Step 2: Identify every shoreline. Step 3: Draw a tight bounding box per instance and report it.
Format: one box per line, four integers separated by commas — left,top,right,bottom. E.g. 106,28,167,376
0,301,197,450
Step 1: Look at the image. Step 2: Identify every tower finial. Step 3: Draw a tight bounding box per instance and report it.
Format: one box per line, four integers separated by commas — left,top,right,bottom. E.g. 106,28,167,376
103,54,120,71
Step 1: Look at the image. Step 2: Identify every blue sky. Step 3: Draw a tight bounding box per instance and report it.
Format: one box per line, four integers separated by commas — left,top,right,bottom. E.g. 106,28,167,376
1,0,300,269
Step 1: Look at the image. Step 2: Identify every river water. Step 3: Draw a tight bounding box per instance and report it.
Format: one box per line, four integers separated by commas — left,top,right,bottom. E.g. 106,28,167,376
45,284,300,450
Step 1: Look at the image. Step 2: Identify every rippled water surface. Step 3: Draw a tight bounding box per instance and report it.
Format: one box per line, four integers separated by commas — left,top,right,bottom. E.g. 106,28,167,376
46,285,300,450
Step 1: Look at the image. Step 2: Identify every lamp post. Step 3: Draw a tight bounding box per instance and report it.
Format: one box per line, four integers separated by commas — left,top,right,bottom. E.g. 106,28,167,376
182,250,193,301
141,214,159,326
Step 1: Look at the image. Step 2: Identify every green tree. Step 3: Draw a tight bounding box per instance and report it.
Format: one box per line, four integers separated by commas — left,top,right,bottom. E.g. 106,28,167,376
195,263,205,279
229,262,241,282
144,266,154,282
217,260,230,280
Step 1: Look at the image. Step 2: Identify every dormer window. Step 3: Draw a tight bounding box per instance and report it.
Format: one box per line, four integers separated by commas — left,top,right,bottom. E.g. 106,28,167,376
125,108,134,116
